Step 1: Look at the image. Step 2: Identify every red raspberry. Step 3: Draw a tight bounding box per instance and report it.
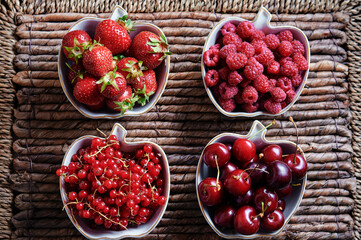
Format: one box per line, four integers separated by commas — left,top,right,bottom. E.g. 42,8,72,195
244,57,264,80
240,78,252,88
293,53,308,70
281,101,287,108
279,57,292,65
253,74,270,93
223,33,242,45
251,39,267,50
211,85,220,99
237,42,255,58
286,89,296,103
203,49,220,67
210,44,221,50
242,85,258,104
277,77,293,92
255,47,274,66
270,87,287,102
251,30,265,41
219,82,238,99
221,22,236,35
270,78,277,88
226,53,247,71
267,61,280,75
281,61,298,77
242,102,259,113
235,91,244,104
264,34,280,51
292,40,305,55
218,98,236,112
264,99,282,114
291,74,303,87
220,44,237,59
204,69,219,87
218,66,230,81
278,30,293,42
236,21,255,39
278,41,293,57
228,71,243,86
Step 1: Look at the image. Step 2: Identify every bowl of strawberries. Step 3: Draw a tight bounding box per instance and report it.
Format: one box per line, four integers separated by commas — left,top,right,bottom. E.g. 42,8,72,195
202,7,310,117
58,5,171,118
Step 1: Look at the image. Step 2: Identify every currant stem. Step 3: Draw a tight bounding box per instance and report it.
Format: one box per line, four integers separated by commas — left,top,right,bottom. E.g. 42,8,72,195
248,119,276,140
96,128,108,138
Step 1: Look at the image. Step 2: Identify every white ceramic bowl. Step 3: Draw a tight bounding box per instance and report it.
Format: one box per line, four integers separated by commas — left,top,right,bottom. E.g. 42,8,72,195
201,7,310,117
60,123,170,239
196,120,307,239
58,5,170,119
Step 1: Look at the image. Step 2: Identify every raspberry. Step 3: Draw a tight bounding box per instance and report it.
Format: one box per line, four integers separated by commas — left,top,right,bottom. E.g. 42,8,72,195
251,39,267,50
291,74,303,87
281,102,287,108
235,91,244,104
264,99,282,114
255,47,274,66
278,30,293,42
228,71,243,86
242,85,258,104
204,69,219,87
244,57,264,80
293,53,308,70
280,61,298,77
219,82,239,99
203,49,220,67
278,41,293,57
242,102,259,113
292,40,305,55
211,85,221,99
270,87,287,102
226,53,248,71
237,42,255,58
253,74,270,93
277,77,293,92
223,33,242,46
240,78,252,88
218,97,236,112
270,78,277,88
286,89,296,103
251,29,265,41
220,44,237,59
221,22,236,35
218,66,230,81
236,21,255,39
267,61,280,75
210,44,221,50
279,57,292,65
264,34,280,51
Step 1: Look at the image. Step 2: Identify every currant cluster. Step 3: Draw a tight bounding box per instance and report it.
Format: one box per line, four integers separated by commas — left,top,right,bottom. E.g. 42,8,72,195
56,135,166,230
198,138,307,235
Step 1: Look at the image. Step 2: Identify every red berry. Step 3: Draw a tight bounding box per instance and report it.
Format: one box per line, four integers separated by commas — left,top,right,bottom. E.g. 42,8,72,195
210,44,221,50
226,53,247,71
286,89,296,103
255,47,274,66
277,77,293,92
292,40,305,55
270,78,277,88
218,98,236,112
237,42,255,58
264,34,280,50
203,49,220,67
242,85,258,104
68,192,77,201
228,71,243,86
236,21,255,39
219,44,237,59
250,30,265,41
264,99,282,114
278,41,293,57
267,61,280,75
56,169,63,176
280,61,298,77
244,57,263,80
234,91,244,104
223,32,242,45
242,102,259,113
278,30,293,42
291,74,303,87
219,82,239,99
204,69,220,87
218,66,230,81
251,39,267,50
253,74,270,93
270,87,287,103
293,53,308,70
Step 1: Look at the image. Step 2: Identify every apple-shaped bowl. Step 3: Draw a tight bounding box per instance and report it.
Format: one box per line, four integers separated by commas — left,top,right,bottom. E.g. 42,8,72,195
201,7,310,117
196,120,307,239
58,5,170,119
59,123,170,239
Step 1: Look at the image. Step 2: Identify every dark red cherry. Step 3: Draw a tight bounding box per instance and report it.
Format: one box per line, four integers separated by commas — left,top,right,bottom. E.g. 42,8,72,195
220,162,238,181
234,206,260,235
225,143,233,152
245,162,267,187
266,161,292,190
276,184,292,198
203,143,231,168
224,169,251,196
283,153,307,182
235,188,255,207
277,199,286,212
253,187,278,216
261,145,283,163
198,177,224,206
238,154,258,169
261,209,285,232
213,205,235,228
232,139,256,163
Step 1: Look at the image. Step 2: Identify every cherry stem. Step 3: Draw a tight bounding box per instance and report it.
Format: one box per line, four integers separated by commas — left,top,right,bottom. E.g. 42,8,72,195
215,156,221,191
292,183,301,187
244,166,269,180
248,119,276,141
289,116,299,163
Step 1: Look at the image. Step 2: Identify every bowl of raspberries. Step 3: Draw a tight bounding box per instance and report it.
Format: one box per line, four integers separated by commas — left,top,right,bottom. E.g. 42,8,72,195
58,5,171,119
202,7,310,116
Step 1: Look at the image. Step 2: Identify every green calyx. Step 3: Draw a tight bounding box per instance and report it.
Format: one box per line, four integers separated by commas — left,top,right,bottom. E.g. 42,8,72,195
64,37,91,64
134,85,154,106
88,39,103,52
65,62,85,83
113,55,125,61
117,15,135,32
121,60,147,82
96,67,121,93
147,34,172,61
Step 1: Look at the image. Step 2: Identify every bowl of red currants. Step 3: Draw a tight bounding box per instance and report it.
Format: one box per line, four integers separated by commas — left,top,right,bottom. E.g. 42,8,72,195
201,7,310,117
57,123,170,239
196,120,307,238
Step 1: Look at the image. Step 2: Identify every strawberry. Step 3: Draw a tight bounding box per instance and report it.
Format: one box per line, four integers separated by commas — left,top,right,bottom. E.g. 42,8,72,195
96,68,127,99
129,31,171,69
66,62,85,86
73,75,104,105
94,16,134,55
62,30,91,64
116,57,147,84
87,100,106,111
106,85,137,114
132,69,157,95
83,43,113,77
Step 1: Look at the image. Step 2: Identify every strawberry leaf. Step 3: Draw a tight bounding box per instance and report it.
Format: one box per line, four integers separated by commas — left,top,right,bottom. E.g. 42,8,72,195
113,55,125,60
114,93,139,115
134,85,154,106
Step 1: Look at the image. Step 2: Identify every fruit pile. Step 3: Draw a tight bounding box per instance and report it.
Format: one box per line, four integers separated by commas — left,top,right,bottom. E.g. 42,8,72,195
62,16,171,114
56,135,166,230
198,137,307,235
203,21,308,114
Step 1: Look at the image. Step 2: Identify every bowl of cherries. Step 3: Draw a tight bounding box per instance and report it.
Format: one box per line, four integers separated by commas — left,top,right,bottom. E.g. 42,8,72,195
196,120,307,238
56,123,170,239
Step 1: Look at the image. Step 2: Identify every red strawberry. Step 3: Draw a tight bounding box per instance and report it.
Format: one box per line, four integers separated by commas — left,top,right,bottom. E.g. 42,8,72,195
66,62,85,86
73,75,104,105
87,100,106,111
132,69,157,95
94,16,134,55
129,31,171,69
62,30,91,64
96,69,127,99
106,85,137,114
83,44,113,77
116,57,147,84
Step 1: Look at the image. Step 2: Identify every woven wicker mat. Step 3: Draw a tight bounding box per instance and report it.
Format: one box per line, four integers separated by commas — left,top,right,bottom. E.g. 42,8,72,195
0,0,360,239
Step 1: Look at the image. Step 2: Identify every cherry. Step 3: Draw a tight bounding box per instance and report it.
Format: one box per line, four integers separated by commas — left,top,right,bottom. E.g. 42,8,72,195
245,162,268,187
220,162,238,181
261,209,285,232
213,205,235,228
225,143,233,152
266,161,292,190
232,139,256,163
261,144,283,163
198,177,224,206
233,206,260,235
235,188,255,206
277,199,286,212
238,154,258,169
203,143,231,168
276,184,292,198
283,153,307,182
224,169,251,196
253,187,278,216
